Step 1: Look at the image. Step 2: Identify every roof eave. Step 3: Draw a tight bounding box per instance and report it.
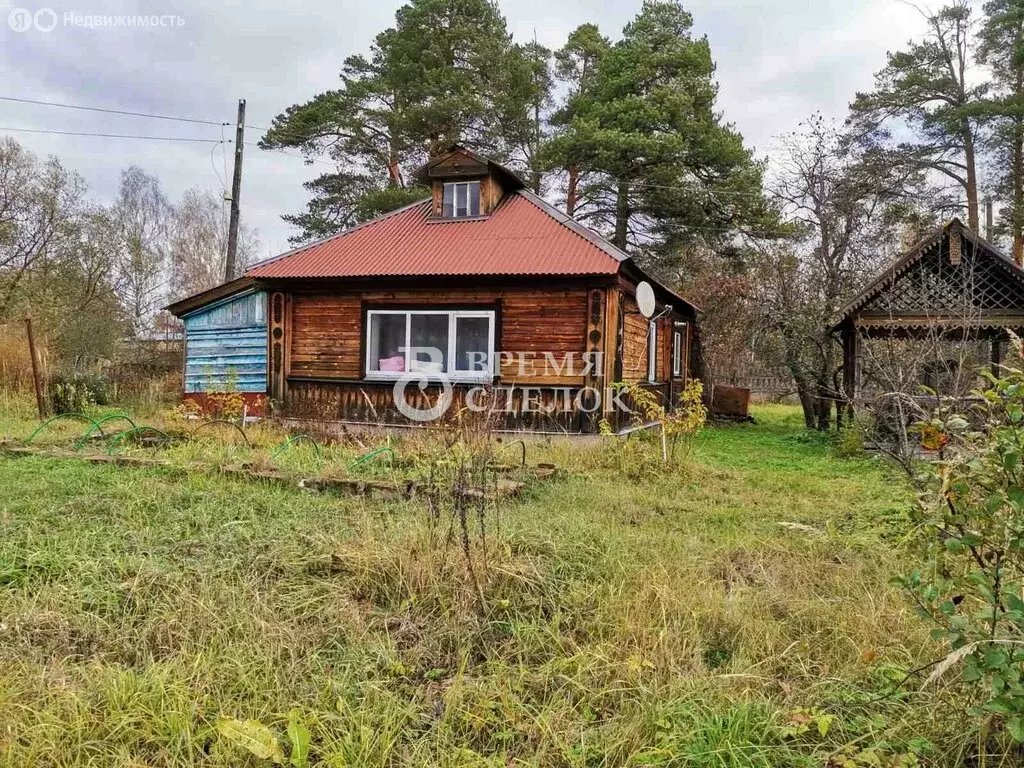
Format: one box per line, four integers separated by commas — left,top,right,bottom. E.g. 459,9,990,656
620,258,701,315
164,276,255,318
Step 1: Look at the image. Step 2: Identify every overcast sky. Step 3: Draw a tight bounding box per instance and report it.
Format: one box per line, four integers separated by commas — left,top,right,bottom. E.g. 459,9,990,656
0,0,927,258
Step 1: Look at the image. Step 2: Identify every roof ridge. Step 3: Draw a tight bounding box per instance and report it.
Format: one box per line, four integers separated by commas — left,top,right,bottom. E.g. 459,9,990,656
246,196,432,274
515,189,628,264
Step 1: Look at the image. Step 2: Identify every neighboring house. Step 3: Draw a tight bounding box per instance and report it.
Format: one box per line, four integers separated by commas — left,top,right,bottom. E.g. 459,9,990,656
165,147,701,433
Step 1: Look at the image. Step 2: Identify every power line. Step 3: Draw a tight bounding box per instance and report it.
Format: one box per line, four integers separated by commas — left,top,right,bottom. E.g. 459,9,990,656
247,145,780,234
251,141,774,201
0,95,229,127
0,94,779,232
0,126,229,143
0,95,776,201
246,142,338,169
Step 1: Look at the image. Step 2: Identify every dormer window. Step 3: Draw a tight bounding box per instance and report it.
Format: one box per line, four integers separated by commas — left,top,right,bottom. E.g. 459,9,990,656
442,181,481,218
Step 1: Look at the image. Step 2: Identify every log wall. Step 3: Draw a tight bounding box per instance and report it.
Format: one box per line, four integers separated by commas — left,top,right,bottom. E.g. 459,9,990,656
287,287,590,384
278,285,599,430
260,279,697,433
286,380,586,432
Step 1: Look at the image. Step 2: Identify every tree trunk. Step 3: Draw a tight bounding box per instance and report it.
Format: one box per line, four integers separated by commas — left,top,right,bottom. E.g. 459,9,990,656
963,118,980,232
835,380,844,431
387,159,403,188
614,180,629,251
784,347,816,429
1014,79,1024,266
566,163,579,217
1014,126,1023,266
815,381,833,431
532,100,542,196
794,376,816,430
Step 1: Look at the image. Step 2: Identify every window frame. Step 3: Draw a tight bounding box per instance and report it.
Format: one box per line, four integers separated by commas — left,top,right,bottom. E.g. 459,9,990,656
647,321,658,383
442,180,482,218
672,322,687,378
364,308,496,382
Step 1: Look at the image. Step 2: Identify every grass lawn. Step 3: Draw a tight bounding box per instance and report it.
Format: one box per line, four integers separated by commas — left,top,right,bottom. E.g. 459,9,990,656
0,403,979,766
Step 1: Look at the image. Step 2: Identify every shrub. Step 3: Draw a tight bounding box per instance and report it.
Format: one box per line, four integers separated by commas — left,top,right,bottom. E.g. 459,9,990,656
903,339,1024,742
601,379,707,462
832,422,866,459
49,371,111,414
204,391,247,420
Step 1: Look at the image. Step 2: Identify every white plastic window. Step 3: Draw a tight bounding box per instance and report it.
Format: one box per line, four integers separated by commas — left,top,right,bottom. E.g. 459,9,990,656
366,309,495,380
442,181,481,218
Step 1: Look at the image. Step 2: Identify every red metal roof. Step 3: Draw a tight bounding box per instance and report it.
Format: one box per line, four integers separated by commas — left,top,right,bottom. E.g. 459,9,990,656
247,190,623,279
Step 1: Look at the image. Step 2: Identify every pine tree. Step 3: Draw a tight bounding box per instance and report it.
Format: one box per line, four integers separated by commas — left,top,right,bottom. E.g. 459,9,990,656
848,1,984,231
977,0,1024,263
260,0,534,243
509,40,553,195
547,23,611,216
543,1,772,263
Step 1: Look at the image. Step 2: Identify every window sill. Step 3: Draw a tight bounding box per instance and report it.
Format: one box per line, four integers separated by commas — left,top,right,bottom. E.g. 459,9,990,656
424,214,490,224
364,373,495,385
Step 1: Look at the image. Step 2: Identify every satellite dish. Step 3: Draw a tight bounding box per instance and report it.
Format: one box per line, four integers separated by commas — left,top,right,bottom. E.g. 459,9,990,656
636,281,656,319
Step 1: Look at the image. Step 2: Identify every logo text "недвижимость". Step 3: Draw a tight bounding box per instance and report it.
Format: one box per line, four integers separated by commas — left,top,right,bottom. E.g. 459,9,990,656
8,8,185,33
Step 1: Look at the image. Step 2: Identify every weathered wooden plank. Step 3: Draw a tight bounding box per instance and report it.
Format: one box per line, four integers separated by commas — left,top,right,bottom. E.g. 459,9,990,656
184,294,268,394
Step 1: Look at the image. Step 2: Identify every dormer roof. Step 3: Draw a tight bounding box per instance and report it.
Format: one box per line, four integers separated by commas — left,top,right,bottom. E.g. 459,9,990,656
412,145,524,190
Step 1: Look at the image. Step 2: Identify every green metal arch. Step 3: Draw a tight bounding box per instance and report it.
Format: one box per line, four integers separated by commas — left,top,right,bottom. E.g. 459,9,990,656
272,434,321,459
350,446,395,468
25,413,93,445
75,414,137,450
189,419,252,448
501,439,527,468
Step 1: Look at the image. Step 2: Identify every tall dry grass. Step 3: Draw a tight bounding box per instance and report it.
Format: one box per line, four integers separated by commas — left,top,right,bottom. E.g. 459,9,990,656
0,405,988,766
0,322,48,393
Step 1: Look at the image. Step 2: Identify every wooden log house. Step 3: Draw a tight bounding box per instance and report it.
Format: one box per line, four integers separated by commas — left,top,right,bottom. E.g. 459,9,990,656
166,147,702,433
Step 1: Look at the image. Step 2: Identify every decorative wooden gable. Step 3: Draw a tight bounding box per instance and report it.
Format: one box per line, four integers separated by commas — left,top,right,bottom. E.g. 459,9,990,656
860,244,1024,318
425,147,489,181
836,221,1024,332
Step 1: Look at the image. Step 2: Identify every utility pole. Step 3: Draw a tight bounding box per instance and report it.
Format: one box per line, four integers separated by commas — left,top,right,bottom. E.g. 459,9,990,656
985,196,994,242
225,98,246,282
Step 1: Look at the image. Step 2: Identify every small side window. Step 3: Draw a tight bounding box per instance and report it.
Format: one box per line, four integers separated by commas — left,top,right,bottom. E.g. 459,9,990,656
442,183,454,217
647,321,657,383
673,322,688,378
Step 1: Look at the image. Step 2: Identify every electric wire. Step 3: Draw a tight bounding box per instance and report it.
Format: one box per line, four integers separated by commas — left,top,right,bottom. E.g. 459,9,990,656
0,96,793,237
2,95,777,200
0,126,229,143
0,95,229,126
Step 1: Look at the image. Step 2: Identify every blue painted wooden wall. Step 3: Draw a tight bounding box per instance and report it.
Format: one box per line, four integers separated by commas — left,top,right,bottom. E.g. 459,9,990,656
183,291,267,393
